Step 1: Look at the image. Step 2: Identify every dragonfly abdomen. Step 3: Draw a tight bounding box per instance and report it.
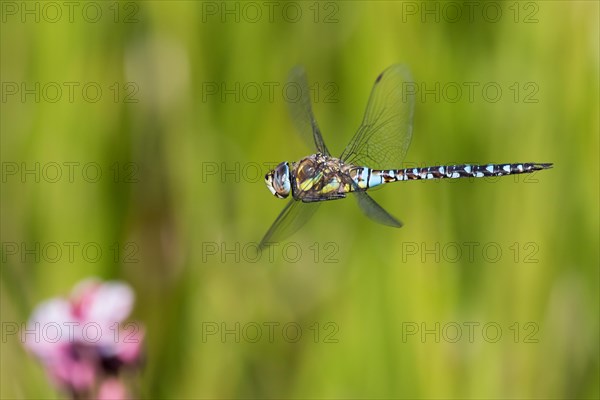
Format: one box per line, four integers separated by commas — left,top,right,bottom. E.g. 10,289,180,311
363,163,553,187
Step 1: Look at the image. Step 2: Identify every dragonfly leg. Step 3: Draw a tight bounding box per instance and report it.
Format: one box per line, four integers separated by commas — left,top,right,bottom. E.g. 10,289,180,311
300,193,346,203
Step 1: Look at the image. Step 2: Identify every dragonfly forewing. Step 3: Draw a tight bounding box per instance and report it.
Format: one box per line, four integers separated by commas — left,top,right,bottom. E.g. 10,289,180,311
287,66,330,156
341,64,415,169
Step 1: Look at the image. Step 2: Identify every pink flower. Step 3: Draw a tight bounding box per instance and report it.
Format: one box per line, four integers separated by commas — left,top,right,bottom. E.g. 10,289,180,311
23,278,144,398
98,378,129,400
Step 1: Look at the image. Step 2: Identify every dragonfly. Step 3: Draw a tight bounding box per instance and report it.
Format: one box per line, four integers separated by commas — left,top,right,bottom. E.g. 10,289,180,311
259,64,552,249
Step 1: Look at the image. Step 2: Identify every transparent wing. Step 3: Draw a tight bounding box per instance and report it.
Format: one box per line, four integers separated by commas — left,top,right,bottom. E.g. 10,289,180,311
339,171,403,228
258,199,321,250
258,67,329,248
287,66,330,155
354,191,402,227
340,64,415,169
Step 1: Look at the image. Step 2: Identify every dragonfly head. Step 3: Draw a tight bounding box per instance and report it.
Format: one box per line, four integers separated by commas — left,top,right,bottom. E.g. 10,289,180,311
265,162,291,199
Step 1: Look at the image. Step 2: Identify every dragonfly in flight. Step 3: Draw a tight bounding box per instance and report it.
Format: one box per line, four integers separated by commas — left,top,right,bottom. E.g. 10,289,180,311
260,65,552,249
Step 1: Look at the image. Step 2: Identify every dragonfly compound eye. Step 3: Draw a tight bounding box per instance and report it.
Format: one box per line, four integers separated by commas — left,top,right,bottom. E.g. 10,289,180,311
265,162,290,199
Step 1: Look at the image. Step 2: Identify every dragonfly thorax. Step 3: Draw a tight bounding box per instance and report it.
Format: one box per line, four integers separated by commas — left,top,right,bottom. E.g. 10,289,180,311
265,161,291,199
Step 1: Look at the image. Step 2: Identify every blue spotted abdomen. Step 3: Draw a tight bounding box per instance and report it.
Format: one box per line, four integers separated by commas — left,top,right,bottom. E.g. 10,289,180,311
351,163,553,190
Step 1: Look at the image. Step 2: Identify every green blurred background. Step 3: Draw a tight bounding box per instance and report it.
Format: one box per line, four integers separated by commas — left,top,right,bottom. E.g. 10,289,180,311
2,1,598,398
